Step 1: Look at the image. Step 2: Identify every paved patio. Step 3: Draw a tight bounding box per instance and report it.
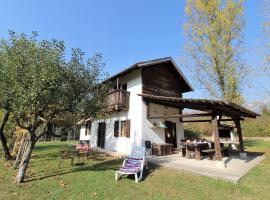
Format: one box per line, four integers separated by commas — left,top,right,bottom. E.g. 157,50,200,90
148,152,265,183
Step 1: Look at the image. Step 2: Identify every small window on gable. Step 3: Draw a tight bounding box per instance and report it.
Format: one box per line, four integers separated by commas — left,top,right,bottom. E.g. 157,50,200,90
114,121,119,137
85,122,91,136
120,120,130,138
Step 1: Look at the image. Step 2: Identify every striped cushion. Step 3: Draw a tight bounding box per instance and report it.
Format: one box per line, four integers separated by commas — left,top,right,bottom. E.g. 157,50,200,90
119,158,142,173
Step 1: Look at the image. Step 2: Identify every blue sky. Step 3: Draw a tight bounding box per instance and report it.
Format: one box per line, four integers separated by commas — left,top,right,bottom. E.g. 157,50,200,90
0,0,266,105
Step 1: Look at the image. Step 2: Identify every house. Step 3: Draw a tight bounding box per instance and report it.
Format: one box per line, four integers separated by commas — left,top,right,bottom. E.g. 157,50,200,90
79,57,193,154
79,57,259,157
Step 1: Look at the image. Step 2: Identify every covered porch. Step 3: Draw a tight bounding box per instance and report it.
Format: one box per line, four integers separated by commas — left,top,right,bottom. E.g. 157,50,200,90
139,94,260,161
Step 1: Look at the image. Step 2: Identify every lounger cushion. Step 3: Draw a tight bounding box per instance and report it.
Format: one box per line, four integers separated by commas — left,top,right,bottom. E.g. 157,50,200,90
119,158,142,173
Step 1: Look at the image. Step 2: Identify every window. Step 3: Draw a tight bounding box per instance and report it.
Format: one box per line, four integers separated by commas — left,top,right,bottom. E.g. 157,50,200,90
114,121,119,137
120,120,130,138
85,122,91,136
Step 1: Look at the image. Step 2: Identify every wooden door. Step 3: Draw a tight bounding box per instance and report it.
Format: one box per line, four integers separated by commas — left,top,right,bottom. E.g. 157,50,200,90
97,122,106,148
165,121,177,148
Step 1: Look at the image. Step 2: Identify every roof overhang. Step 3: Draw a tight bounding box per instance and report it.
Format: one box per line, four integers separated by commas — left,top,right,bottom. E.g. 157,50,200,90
138,94,260,119
76,118,93,126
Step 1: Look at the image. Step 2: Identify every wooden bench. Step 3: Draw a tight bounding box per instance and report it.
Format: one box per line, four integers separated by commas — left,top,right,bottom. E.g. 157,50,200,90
201,149,215,160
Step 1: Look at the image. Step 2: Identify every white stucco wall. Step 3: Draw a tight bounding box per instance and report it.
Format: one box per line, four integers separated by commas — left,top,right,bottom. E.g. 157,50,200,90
80,69,143,155
79,68,185,153
79,125,91,141
142,102,184,147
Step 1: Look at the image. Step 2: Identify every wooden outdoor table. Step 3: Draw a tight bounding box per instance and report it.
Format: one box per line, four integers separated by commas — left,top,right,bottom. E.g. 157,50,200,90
154,143,174,156
183,142,209,160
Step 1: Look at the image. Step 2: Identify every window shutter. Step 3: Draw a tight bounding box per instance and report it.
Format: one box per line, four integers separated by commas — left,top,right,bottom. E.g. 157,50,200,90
88,122,91,135
85,124,88,136
114,121,119,137
125,120,130,138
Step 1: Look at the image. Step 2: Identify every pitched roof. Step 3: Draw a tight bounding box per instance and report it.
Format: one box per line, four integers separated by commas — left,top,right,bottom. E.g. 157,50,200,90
138,94,260,118
104,57,193,93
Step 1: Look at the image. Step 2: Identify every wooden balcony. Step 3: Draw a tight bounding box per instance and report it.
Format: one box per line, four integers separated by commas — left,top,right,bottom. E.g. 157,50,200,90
104,90,130,112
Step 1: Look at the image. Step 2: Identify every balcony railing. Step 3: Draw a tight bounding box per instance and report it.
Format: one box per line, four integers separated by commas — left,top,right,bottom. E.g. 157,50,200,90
105,90,130,111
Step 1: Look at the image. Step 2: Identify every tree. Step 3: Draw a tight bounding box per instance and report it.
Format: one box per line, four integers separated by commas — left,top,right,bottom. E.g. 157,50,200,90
262,0,270,77
184,0,246,104
0,110,12,160
0,32,108,183
0,32,19,160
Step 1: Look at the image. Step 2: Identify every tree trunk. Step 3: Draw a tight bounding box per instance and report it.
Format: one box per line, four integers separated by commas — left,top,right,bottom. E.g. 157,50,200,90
0,109,12,160
14,135,27,169
15,139,35,183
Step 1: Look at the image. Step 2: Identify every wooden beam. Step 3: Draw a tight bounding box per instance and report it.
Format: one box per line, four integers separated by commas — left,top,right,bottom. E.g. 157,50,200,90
182,118,244,123
182,119,212,123
146,101,150,118
148,112,212,119
233,119,244,152
212,116,222,161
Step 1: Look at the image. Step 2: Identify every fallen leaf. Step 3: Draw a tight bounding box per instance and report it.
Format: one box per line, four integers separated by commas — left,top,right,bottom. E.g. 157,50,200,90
59,180,65,187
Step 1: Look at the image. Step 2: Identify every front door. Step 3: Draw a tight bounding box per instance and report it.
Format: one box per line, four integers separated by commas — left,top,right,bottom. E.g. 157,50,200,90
97,122,106,148
165,121,177,148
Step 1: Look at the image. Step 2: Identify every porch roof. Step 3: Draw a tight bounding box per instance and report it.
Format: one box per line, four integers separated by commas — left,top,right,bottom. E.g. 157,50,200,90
138,94,260,119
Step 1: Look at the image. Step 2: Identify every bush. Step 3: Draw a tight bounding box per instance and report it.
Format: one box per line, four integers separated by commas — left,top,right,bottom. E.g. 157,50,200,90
184,129,201,140
241,106,270,137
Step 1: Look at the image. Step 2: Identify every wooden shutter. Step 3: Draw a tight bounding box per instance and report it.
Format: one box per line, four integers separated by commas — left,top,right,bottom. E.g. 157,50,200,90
125,120,130,138
85,124,88,136
114,121,119,137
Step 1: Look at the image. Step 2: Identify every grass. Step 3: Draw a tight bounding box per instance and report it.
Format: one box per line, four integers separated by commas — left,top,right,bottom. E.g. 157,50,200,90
0,140,270,200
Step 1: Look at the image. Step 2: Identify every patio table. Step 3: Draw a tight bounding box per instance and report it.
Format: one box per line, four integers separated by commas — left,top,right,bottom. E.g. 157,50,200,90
183,142,209,160
153,143,174,156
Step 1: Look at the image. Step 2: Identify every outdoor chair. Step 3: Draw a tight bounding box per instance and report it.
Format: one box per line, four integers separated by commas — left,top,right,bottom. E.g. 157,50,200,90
145,141,152,156
178,139,187,157
115,146,146,183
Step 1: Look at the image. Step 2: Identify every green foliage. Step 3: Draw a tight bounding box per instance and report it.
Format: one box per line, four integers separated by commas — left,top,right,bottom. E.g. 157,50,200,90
0,31,108,139
185,0,245,104
0,109,15,145
184,128,202,140
184,122,213,138
242,106,270,137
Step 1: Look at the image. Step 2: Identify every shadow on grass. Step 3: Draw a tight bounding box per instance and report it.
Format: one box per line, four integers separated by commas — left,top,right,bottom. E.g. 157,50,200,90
34,144,63,151
24,158,121,183
24,157,158,183
124,163,158,182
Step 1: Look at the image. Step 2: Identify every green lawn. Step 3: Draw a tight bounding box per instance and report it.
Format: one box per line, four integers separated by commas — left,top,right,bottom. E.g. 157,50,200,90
0,140,270,200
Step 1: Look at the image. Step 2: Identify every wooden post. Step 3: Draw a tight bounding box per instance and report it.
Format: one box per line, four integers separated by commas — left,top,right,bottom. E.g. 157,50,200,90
212,116,222,160
179,108,183,122
146,101,150,118
234,119,244,152
116,77,119,90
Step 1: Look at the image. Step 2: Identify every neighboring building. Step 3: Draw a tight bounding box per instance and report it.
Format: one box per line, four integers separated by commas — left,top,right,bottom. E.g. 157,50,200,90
79,57,193,154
